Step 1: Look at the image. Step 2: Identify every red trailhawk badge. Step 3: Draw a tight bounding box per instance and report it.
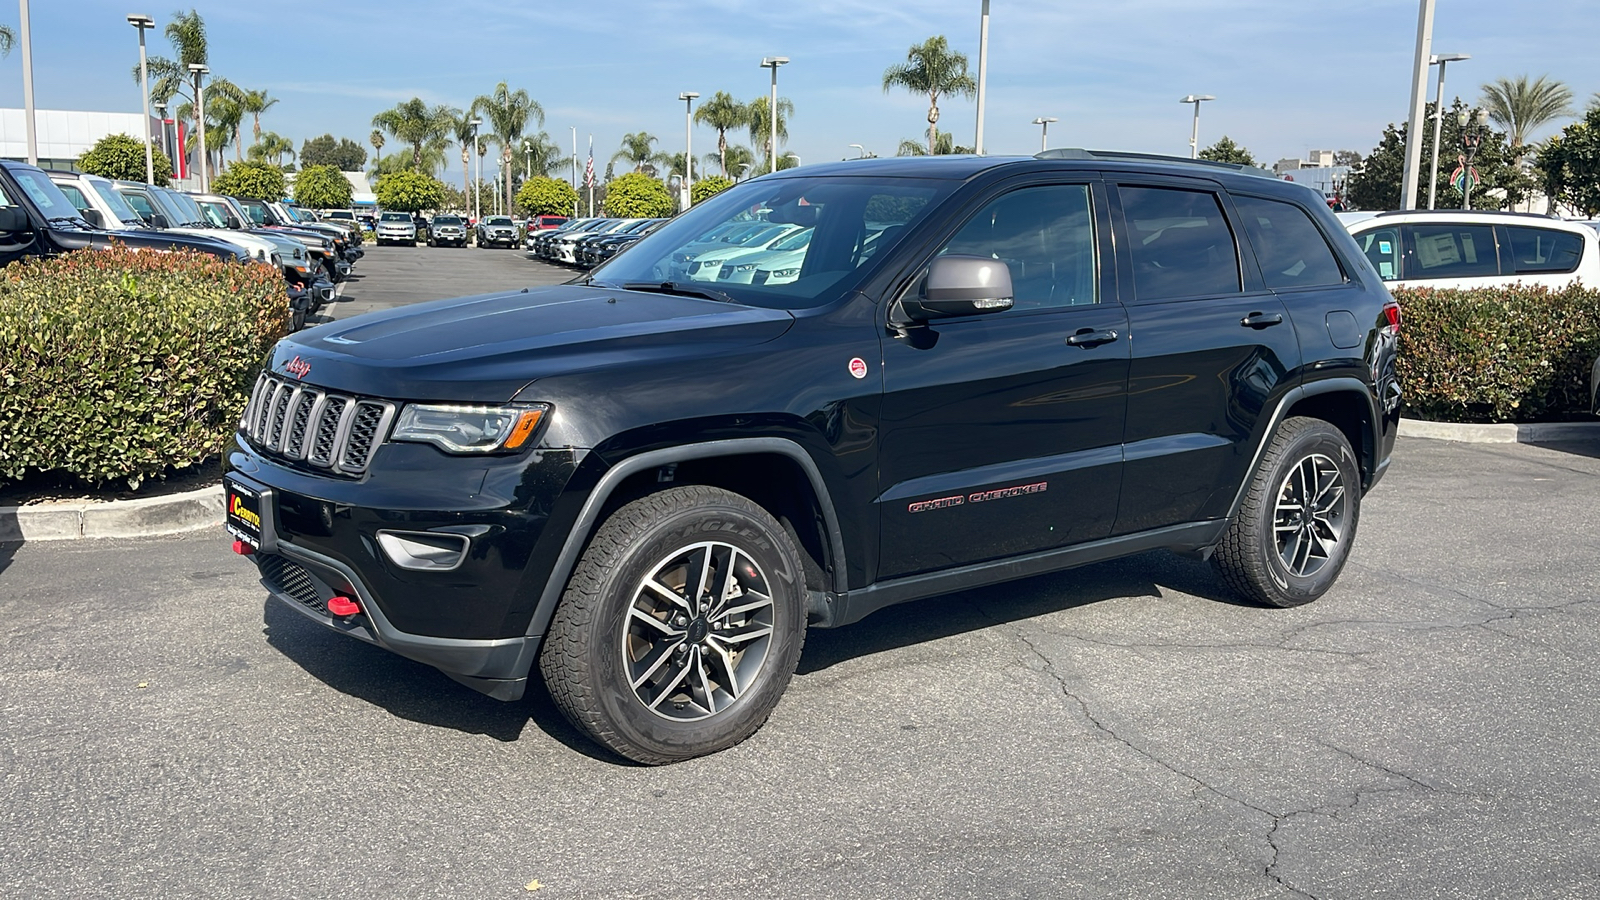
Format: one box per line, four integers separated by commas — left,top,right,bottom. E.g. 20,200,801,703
848,358,868,379
283,356,312,379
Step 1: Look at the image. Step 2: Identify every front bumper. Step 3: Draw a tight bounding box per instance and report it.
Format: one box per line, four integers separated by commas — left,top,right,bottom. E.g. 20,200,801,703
227,437,587,699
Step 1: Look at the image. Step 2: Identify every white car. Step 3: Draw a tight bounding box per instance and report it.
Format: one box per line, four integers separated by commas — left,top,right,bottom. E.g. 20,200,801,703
375,211,417,246
713,227,813,284
685,224,803,281
1344,210,1600,290
86,177,281,266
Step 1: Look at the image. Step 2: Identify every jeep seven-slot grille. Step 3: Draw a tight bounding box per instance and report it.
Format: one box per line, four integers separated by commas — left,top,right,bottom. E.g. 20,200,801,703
240,373,396,476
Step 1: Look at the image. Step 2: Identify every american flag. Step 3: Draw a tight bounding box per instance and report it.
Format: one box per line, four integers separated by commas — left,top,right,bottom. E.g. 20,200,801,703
584,137,594,187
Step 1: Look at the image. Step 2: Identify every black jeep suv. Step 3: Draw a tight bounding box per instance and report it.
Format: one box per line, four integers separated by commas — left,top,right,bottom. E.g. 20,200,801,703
225,151,1401,764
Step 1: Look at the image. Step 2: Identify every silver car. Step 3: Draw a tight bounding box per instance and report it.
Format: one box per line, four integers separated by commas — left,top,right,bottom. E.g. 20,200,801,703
375,211,417,246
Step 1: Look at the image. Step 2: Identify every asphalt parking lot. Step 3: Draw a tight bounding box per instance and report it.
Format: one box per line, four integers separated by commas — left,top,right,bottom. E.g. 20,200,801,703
321,240,574,322
3,247,1598,898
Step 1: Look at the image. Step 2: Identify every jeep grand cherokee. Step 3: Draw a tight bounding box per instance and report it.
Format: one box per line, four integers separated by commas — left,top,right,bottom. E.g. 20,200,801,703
226,151,1401,764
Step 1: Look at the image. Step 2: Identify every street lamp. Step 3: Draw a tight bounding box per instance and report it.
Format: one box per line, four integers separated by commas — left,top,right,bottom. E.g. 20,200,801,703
760,56,789,174
737,163,754,181
1179,94,1215,159
469,117,482,224
128,14,156,185
188,63,209,191
1426,52,1470,210
1031,116,1058,152
20,0,36,164
974,0,990,154
849,143,867,159
783,153,801,169
679,91,698,204
1457,108,1490,210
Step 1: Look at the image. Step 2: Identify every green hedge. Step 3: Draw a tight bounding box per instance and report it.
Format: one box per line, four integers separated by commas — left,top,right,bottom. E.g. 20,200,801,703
0,245,289,487
1396,284,1600,423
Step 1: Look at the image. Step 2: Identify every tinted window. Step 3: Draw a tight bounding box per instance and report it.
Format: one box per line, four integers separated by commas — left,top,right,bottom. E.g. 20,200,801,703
119,190,156,219
56,182,89,212
1506,226,1583,274
1403,224,1499,279
1234,196,1345,289
1352,227,1401,281
937,184,1097,309
1120,186,1240,300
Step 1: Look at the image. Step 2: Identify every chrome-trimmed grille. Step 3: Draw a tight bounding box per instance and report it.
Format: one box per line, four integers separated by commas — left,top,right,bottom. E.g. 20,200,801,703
239,373,395,476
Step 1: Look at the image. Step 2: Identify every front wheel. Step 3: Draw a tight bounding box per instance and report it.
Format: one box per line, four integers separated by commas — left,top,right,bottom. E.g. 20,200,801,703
540,486,808,764
1212,417,1361,608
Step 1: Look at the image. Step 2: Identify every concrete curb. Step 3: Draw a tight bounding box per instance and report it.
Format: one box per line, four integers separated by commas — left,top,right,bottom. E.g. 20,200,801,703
0,483,222,543
1400,417,1600,444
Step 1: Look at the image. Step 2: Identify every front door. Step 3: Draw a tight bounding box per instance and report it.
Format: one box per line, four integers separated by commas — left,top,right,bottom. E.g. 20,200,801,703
877,181,1130,580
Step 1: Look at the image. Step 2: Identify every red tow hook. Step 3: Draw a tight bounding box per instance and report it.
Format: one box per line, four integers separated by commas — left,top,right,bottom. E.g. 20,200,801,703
231,540,254,556
327,596,361,617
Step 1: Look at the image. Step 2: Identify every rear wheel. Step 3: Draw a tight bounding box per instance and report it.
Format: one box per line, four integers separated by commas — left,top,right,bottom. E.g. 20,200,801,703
1212,417,1360,608
540,486,808,764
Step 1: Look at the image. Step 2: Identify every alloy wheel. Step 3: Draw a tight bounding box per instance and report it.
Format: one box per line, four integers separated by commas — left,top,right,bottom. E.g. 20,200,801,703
1273,453,1348,578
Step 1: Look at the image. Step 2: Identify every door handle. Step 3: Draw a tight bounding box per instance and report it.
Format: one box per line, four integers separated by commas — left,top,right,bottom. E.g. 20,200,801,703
1066,328,1119,348
1241,311,1284,329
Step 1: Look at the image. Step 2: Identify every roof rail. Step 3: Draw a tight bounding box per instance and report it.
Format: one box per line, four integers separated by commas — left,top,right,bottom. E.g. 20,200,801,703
1035,148,1275,178
1373,208,1559,220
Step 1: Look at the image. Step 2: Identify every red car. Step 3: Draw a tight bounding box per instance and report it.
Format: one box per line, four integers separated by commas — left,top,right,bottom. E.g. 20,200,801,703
529,215,569,232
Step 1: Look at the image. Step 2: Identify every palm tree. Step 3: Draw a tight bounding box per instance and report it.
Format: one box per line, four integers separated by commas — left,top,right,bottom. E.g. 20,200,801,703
248,132,295,167
132,10,209,155
240,89,278,147
896,132,972,156
447,110,477,213
715,145,756,181
370,129,385,162
0,24,14,56
471,82,543,217
692,91,751,177
371,98,456,171
882,35,977,155
1481,74,1574,161
612,132,667,173
746,96,794,167
519,132,563,179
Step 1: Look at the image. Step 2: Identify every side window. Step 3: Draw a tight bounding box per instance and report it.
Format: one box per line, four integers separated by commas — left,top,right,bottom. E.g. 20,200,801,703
1119,186,1241,300
935,184,1097,309
1353,227,1401,281
1233,195,1345,289
1505,226,1584,274
120,191,156,219
56,183,90,213
1403,223,1499,279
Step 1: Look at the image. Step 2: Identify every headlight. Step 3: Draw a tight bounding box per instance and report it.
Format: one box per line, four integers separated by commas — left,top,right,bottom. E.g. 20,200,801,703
734,263,758,272
771,268,799,278
391,403,550,454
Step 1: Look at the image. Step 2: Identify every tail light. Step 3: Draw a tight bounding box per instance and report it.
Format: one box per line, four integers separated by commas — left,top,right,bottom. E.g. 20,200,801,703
1382,299,1401,335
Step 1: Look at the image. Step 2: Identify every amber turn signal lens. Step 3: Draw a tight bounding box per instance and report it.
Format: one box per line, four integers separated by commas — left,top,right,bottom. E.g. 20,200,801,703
503,409,545,450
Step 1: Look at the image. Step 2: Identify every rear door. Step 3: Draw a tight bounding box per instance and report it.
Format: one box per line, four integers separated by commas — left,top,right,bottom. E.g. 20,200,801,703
1109,180,1301,535
877,178,1131,579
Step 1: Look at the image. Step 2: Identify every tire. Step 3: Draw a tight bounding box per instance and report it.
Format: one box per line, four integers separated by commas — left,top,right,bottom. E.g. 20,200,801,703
1212,416,1361,608
540,485,808,764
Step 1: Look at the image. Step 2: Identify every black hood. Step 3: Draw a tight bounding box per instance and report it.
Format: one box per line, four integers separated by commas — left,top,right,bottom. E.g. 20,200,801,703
267,284,795,402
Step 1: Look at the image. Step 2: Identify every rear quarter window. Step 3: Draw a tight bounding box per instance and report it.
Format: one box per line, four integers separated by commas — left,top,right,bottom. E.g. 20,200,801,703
1233,195,1345,289
1505,226,1584,275
1402,224,1500,279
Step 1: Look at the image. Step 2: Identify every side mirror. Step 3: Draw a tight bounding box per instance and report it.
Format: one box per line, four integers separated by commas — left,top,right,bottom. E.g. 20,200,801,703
80,208,104,228
901,255,1015,320
226,214,242,229
0,205,30,232
150,213,170,229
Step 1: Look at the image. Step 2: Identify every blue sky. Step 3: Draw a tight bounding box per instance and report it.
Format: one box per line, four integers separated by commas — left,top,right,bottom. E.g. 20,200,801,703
3,0,1597,181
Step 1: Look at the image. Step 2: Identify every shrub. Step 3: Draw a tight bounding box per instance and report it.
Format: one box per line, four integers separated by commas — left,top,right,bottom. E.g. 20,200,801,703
1395,283,1600,423
0,245,289,487
517,177,579,217
602,172,674,218
690,175,734,206
212,161,288,201
375,170,445,213
78,133,173,186
293,164,353,210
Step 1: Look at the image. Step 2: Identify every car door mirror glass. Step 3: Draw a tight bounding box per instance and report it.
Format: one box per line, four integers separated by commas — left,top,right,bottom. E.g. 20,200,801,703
81,208,103,228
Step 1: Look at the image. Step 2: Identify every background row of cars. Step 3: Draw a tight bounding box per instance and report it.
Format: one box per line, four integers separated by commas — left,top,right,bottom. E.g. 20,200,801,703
33,168,365,332
372,212,572,249
526,217,666,268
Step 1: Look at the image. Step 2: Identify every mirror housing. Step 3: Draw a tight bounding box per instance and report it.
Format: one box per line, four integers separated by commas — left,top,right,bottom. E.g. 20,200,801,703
80,208,103,228
226,213,242,229
901,255,1015,320
0,205,30,232
149,213,170,229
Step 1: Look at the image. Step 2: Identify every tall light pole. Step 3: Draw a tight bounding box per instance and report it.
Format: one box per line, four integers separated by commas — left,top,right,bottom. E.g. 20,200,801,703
188,63,209,191
128,14,156,185
570,126,578,217
154,101,168,177
974,0,990,154
19,0,37,164
523,139,532,181
1032,116,1058,152
1400,0,1438,210
470,117,482,224
760,56,789,174
679,91,698,205
1180,95,1215,159
849,143,867,159
1427,52,1470,210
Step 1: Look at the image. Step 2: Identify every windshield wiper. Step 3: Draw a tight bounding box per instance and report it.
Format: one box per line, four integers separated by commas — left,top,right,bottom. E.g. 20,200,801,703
619,281,739,304
48,215,95,229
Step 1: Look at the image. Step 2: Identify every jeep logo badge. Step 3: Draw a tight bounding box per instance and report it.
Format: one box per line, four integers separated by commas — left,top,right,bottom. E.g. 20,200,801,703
283,356,312,379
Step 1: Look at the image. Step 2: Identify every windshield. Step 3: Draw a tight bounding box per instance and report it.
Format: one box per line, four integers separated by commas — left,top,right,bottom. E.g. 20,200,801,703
146,189,192,225
486,216,513,226
380,212,410,223
196,199,232,228
83,177,144,224
12,169,78,220
167,191,210,226
433,216,462,225
591,175,948,310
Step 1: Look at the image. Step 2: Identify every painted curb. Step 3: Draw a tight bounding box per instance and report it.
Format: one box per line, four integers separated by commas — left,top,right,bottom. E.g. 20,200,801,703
1399,418,1600,444
0,483,222,543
